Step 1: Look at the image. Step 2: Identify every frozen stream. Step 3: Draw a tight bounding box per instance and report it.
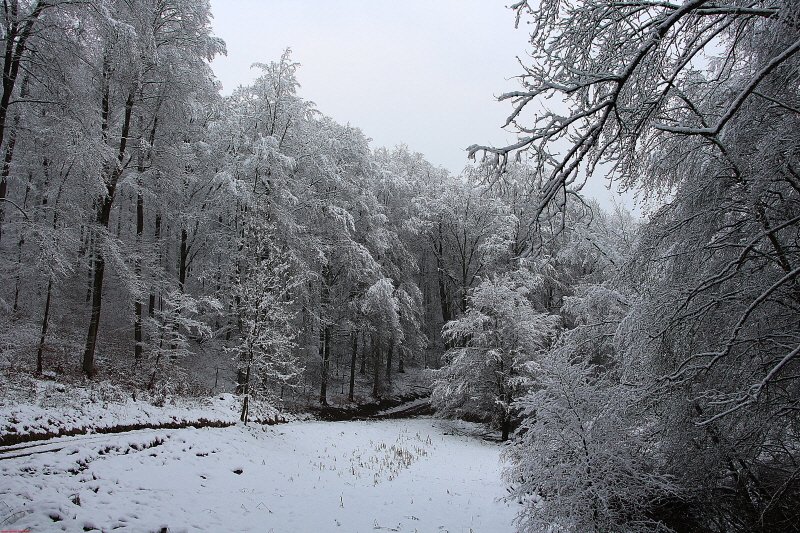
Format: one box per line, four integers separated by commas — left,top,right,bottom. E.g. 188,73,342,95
2,418,517,532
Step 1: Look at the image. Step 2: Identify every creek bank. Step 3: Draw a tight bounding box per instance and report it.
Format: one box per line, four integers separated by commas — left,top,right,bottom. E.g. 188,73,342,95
308,392,433,421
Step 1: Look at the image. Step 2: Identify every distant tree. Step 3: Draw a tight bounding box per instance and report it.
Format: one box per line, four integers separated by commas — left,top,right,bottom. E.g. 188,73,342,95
412,179,513,325
362,277,402,399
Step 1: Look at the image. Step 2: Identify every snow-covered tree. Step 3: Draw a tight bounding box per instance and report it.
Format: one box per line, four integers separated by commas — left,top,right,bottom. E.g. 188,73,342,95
234,224,303,423
430,270,558,440
472,1,800,530
362,277,402,399
505,347,677,533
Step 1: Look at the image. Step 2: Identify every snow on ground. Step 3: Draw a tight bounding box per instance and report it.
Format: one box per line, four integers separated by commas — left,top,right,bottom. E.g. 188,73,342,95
0,378,282,444
2,418,516,532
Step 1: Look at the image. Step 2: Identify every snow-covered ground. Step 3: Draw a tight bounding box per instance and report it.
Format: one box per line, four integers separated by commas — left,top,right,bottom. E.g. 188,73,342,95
2,418,517,532
0,375,282,445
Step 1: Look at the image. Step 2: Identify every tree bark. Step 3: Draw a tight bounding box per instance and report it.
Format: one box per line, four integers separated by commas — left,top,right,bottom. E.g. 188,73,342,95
82,86,135,377
134,116,157,366
36,277,52,374
148,213,161,317
372,336,381,399
360,333,367,374
36,167,68,376
85,228,94,302
501,413,510,442
0,109,19,246
134,189,144,364
179,227,188,289
240,353,251,424
436,229,452,325
319,325,331,405
12,183,28,311
348,329,358,402
385,336,393,386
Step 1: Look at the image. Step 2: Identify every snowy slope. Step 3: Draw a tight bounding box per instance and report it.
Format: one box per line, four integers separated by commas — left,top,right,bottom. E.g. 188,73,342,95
0,380,283,446
2,418,516,532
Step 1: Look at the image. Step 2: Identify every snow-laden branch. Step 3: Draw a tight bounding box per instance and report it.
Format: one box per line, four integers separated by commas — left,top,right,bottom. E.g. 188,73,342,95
654,36,800,136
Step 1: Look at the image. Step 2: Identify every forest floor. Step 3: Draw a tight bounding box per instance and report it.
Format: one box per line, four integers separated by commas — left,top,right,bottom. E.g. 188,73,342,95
1,418,516,532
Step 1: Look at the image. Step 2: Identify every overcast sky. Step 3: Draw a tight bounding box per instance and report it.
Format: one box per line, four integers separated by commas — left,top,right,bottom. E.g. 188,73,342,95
207,0,627,209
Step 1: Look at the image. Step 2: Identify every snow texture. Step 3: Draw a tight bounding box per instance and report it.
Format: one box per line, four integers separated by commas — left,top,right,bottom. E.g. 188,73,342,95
1,418,515,532
0,381,281,445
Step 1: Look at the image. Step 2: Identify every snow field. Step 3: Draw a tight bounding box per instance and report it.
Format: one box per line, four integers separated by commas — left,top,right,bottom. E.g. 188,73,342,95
2,418,516,532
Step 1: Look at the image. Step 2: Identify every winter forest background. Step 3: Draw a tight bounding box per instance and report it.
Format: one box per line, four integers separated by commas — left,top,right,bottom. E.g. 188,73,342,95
1,1,799,532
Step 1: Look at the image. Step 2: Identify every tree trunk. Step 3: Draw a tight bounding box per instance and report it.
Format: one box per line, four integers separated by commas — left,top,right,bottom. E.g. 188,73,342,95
240,354,251,424
85,229,94,302
348,329,358,402
36,277,52,375
436,239,451,324
134,115,157,366
179,227,188,289
82,86,135,377
319,325,331,405
372,336,381,399
501,413,510,442
385,336,393,386
12,183,28,312
0,109,19,246
83,247,106,376
134,188,144,365
360,333,367,374
148,213,161,317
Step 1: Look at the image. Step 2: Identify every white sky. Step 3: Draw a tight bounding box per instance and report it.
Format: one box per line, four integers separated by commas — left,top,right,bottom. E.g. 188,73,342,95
208,0,627,209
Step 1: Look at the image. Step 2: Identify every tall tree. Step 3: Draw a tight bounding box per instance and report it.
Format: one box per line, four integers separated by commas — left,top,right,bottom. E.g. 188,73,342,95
0,0,54,244
81,0,223,377
477,0,800,530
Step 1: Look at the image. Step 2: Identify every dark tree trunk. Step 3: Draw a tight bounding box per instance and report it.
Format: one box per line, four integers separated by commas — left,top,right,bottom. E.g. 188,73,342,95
36,277,52,375
0,1,44,150
148,213,161,317
359,333,367,374
82,87,135,378
134,189,144,364
83,249,106,376
319,325,331,405
348,329,358,402
36,162,69,375
501,414,510,442
372,336,381,399
240,355,251,424
436,245,451,325
134,116,157,365
385,336,393,386
179,227,188,289
0,109,19,246
85,229,94,302
12,183,28,311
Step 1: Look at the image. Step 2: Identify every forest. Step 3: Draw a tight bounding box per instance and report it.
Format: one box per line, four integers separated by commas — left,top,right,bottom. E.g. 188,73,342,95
1,1,799,532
